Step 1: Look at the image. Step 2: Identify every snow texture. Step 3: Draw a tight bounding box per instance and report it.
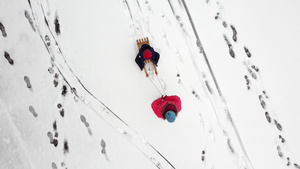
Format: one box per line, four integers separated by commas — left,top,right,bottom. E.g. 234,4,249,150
1,0,300,168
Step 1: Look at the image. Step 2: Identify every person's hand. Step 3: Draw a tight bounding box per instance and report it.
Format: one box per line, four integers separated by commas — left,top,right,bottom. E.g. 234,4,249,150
161,95,167,100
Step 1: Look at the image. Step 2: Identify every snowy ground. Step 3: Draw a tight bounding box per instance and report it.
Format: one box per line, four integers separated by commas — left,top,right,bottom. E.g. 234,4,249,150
1,0,300,169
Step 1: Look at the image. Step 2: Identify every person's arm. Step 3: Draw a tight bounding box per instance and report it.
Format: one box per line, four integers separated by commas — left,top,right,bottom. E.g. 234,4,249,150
149,46,155,53
151,97,165,118
151,97,163,110
176,97,181,112
138,50,145,62
135,54,144,70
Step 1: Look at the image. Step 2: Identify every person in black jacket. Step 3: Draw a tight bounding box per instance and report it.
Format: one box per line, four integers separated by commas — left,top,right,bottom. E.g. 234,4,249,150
135,44,160,70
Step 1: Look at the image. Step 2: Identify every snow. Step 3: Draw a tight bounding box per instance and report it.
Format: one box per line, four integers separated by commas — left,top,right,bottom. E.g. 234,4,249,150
1,0,300,168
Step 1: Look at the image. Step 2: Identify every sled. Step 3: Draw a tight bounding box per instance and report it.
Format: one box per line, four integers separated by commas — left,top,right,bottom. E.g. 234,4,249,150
136,37,158,77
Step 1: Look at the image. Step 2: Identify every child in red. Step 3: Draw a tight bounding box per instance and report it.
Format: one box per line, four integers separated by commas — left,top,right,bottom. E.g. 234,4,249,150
151,95,181,123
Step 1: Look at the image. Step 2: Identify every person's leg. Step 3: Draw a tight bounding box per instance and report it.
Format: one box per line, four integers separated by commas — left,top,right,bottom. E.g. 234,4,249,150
152,52,160,65
135,55,145,70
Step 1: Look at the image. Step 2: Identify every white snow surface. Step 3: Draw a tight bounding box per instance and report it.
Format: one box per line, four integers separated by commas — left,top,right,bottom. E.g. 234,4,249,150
1,0,300,169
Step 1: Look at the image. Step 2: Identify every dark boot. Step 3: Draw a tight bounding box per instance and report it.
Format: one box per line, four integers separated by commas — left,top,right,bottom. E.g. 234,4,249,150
135,55,145,70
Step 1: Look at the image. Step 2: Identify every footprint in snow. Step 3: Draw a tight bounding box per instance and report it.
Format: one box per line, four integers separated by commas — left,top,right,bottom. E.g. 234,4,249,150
279,135,285,143
262,90,269,99
223,34,235,58
177,73,182,84
24,10,36,32
53,73,59,87
47,131,54,142
265,111,271,123
29,106,38,117
192,90,200,100
80,115,88,127
247,67,257,80
54,13,61,35
161,12,170,24
209,130,215,141
51,162,57,169
287,157,290,166
117,128,128,135
53,120,57,131
244,75,251,90
87,128,92,136
0,22,7,37
223,34,230,45
24,76,32,89
277,146,283,158
48,67,54,74
101,139,106,154
215,12,227,29
222,21,227,28
63,139,69,154
229,45,235,58
53,80,58,87
227,138,235,154
244,46,252,58
145,0,152,11
52,120,59,137
45,35,51,46
47,131,58,147
4,51,14,65
61,85,67,96
71,87,79,101
162,33,170,46
230,25,237,42
80,115,92,135
59,109,65,118
274,119,282,131
201,150,205,161
215,12,220,20
150,157,161,168
251,65,259,72
176,15,186,32
57,103,62,109
58,162,65,167
259,95,266,109
52,139,58,147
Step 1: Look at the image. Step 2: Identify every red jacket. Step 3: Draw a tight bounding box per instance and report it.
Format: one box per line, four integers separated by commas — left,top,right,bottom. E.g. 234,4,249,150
151,95,181,119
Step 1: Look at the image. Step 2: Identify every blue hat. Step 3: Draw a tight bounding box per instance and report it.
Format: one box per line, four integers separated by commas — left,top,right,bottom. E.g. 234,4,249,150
165,110,176,123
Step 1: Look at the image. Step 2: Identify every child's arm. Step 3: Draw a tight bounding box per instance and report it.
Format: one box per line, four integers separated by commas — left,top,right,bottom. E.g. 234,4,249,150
151,97,163,110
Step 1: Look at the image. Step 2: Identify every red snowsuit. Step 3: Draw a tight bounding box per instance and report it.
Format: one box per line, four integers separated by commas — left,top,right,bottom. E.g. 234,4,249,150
151,95,181,119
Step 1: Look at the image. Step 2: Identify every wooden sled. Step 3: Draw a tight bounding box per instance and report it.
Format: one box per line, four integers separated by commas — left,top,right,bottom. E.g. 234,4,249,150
136,37,158,77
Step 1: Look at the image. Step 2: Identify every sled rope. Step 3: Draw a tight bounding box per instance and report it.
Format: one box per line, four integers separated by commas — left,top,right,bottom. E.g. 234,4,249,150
156,75,167,95
149,77,164,95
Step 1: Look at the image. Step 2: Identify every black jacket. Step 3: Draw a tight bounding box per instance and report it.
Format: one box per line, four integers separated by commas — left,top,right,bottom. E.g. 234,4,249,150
135,44,160,70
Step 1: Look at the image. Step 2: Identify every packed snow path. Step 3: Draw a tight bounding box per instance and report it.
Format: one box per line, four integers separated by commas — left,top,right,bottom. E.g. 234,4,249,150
1,0,300,169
